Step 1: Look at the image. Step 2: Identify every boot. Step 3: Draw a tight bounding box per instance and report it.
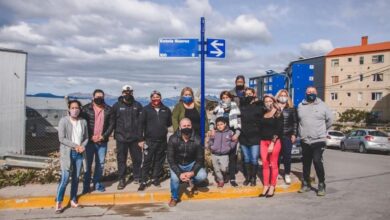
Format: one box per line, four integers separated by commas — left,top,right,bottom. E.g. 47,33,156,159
250,164,258,186
317,182,326,196
243,164,251,186
298,180,311,193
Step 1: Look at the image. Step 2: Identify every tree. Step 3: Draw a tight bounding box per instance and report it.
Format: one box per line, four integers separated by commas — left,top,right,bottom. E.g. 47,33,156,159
338,108,369,123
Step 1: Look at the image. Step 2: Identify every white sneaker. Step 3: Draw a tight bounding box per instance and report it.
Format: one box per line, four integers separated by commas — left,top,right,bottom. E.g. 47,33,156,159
278,174,283,179
285,174,291,184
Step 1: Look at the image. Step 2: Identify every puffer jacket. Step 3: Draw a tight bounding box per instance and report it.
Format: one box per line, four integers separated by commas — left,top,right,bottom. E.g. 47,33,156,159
167,130,204,178
81,102,115,143
281,107,298,137
208,128,236,155
112,97,143,142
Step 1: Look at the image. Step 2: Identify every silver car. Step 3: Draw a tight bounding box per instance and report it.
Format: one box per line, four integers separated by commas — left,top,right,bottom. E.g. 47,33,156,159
340,129,390,153
326,130,345,148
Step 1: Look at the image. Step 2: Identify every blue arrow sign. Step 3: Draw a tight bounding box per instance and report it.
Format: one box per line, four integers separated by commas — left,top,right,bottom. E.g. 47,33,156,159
159,38,199,57
206,39,225,58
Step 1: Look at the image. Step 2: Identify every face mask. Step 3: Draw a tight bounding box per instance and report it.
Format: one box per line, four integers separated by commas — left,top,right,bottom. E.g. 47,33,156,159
182,96,193,104
264,103,273,111
181,128,193,136
94,97,104,105
151,99,161,107
242,96,254,105
278,96,288,104
69,109,80,118
306,94,317,102
123,94,134,103
236,84,244,90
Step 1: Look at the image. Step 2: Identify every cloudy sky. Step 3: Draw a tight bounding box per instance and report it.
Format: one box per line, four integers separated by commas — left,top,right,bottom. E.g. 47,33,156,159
1,0,389,97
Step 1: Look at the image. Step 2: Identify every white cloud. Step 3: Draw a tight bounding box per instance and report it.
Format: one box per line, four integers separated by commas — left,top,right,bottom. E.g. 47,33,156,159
300,39,334,58
215,15,271,44
0,22,47,44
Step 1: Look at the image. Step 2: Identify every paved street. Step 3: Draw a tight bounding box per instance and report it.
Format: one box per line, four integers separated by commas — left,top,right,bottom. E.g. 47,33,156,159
1,149,390,220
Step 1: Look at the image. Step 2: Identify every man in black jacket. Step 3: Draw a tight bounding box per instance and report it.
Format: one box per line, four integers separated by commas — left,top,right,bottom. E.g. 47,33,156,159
112,85,143,190
167,118,207,207
137,90,172,191
82,89,114,193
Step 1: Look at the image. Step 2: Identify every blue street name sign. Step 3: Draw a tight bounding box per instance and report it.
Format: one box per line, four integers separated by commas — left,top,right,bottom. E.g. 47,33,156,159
206,39,225,58
159,38,199,57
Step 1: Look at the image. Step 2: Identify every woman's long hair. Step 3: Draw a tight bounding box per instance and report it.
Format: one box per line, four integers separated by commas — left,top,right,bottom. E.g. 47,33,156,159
275,89,293,108
263,94,282,118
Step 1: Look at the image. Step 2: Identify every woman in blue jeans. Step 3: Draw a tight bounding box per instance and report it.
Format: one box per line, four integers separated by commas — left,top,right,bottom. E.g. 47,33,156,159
239,88,264,186
55,100,88,213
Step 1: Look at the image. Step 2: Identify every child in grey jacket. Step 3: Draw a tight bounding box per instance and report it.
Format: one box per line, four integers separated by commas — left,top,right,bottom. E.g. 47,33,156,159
208,117,237,187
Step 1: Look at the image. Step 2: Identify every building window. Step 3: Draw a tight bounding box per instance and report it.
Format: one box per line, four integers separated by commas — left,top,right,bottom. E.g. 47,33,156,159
359,56,364,65
269,77,273,83
264,86,267,92
372,55,384,64
358,92,363,102
373,73,383,81
347,92,351,97
371,92,383,101
331,76,339,83
264,77,268,83
331,93,338,100
269,85,272,91
348,57,352,62
347,75,352,79
360,74,364,82
331,59,339,67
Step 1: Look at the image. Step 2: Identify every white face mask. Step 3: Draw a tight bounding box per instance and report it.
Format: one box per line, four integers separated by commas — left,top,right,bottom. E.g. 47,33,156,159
278,96,288,104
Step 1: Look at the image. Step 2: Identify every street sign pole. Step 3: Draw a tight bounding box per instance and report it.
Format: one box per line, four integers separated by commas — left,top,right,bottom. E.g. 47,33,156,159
200,17,205,145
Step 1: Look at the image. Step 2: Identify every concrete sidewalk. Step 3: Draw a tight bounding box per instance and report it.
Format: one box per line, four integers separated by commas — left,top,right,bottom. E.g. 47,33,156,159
0,171,301,210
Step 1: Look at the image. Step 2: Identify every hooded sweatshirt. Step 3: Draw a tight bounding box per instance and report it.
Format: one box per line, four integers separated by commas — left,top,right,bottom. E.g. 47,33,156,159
297,98,333,144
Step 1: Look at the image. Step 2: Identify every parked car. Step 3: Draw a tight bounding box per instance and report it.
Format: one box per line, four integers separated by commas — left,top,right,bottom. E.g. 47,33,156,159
340,129,390,153
326,130,345,148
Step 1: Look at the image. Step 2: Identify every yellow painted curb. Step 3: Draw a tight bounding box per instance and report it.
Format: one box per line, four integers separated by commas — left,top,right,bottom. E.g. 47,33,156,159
0,182,300,210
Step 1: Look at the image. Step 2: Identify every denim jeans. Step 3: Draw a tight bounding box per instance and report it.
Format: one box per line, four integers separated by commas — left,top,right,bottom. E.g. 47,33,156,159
56,150,83,202
240,144,260,165
281,136,293,174
170,161,207,201
83,142,107,190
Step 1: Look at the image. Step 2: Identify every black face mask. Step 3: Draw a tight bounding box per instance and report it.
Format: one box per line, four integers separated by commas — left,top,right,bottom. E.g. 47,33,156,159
94,97,104,106
242,96,254,105
181,128,193,136
236,85,244,90
123,94,134,103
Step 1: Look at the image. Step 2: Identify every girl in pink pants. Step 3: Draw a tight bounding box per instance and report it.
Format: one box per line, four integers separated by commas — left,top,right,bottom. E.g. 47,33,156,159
259,94,282,198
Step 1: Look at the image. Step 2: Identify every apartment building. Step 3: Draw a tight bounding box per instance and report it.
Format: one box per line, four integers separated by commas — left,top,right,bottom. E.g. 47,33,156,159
325,36,390,121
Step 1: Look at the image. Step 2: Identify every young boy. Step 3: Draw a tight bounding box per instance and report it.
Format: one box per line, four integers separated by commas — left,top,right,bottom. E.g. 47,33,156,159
208,117,237,187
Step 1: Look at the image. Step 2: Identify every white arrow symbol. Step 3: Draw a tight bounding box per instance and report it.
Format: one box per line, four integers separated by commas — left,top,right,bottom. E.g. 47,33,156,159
210,40,224,57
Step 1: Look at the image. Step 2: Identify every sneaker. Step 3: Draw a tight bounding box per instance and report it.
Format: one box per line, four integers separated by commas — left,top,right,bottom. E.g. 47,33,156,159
152,179,161,187
243,178,250,186
217,181,224,188
168,198,177,207
117,179,126,190
138,182,147,191
284,175,291,185
298,182,311,193
55,202,63,214
95,183,106,192
230,180,238,187
278,174,283,179
317,182,326,196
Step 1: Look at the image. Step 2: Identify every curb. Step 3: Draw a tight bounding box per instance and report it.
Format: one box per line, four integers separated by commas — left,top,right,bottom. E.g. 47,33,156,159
0,182,300,210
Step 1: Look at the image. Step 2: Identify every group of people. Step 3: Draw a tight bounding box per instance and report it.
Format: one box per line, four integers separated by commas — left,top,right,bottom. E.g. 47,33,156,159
55,75,333,213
